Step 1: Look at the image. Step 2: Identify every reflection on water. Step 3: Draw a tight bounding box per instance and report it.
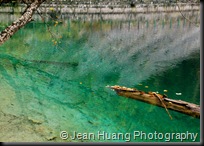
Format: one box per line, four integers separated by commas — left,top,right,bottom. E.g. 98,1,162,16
0,11,200,142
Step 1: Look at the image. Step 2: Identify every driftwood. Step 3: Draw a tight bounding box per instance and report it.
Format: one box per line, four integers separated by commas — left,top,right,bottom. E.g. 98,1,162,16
107,85,200,119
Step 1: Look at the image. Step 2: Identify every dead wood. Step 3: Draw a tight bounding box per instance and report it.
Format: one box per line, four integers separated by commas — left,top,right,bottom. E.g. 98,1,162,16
107,85,200,119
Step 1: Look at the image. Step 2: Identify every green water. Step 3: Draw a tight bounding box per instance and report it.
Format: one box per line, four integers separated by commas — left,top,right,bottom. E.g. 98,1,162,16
0,15,200,142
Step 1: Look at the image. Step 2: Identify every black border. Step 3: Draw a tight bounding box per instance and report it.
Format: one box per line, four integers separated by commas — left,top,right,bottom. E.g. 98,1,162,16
200,0,203,145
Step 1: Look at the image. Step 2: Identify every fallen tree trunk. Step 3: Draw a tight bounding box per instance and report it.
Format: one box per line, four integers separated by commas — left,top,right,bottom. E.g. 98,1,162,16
107,85,200,119
0,0,45,46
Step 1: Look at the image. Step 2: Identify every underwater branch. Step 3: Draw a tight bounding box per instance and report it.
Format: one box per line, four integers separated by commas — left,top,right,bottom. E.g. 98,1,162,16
107,85,200,119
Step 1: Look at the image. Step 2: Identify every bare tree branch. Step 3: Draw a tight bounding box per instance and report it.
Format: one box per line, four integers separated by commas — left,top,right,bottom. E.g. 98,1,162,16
36,9,65,52
176,1,199,27
0,0,46,46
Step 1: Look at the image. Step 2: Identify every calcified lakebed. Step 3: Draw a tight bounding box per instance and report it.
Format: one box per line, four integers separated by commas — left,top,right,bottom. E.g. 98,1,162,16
0,11,200,142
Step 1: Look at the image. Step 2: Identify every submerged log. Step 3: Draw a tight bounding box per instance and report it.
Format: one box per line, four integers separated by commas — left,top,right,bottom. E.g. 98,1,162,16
107,85,200,119
24,59,78,67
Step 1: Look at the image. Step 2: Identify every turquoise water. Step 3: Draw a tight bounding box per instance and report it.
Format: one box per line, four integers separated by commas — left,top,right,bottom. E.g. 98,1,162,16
0,13,200,142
